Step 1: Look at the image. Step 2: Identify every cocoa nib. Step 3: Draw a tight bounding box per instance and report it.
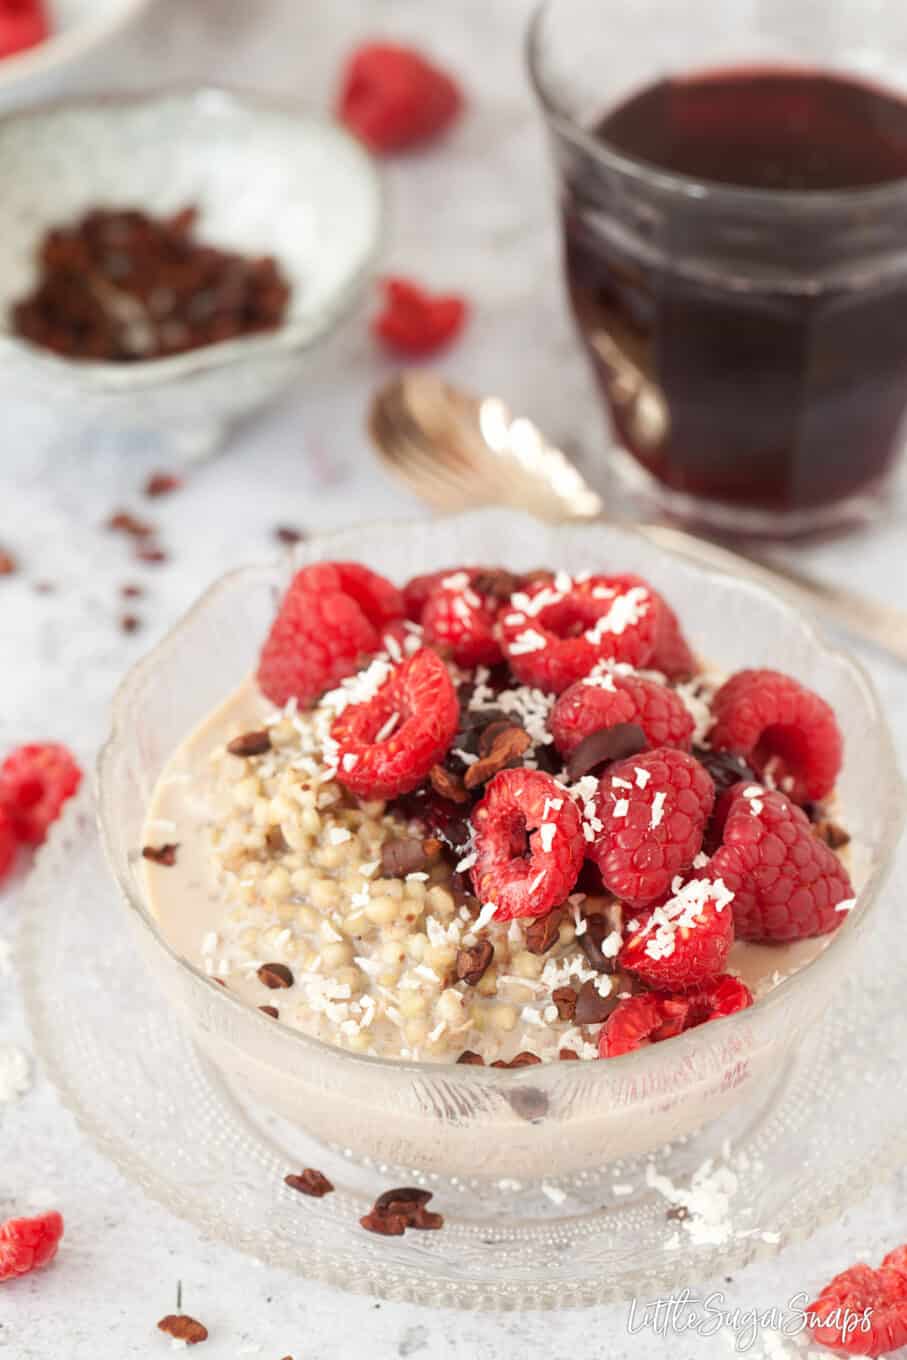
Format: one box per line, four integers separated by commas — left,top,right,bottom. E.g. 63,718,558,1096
284,1168,334,1198
373,1186,432,1213
120,613,141,634
157,1315,208,1345
360,1210,407,1236
552,985,577,1021
574,978,619,1025
429,763,469,803
257,962,294,989
666,1204,690,1221
579,916,618,973
463,724,531,790
491,1051,541,1069
0,548,17,576
144,471,182,498
363,1186,444,1235
107,509,153,537
525,908,563,955
120,582,144,598
274,524,305,545
456,1050,485,1065
814,818,851,850
471,568,521,600
566,722,647,781
559,1048,580,1060
136,542,168,564
380,836,434,878
142,843,178,866
259,1005,279,1018
456,939,494,986
226,729,272,757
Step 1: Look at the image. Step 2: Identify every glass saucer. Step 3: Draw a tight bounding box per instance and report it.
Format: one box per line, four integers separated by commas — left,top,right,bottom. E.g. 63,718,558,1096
19,790,907,1310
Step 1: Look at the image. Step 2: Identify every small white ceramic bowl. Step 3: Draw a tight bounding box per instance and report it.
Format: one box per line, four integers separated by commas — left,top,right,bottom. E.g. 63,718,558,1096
0,0,154,105
0,88,383,461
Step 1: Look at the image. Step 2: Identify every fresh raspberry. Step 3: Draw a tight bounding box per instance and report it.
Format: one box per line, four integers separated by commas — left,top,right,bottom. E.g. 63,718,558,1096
807,1252,907,1356
619,876,735,990
599,973,752,1057
257,562,403,709
470,768,584,919
650,596,697,680
0,744,81,846
402,568,464,622
421,570,502,667
709,782,854,942
0,0,49,60
373,277,467,356
498,574,659,694
587,748,715,908
331,648,459,800
0,1211,63,1281
709,668,842,802
550,672,694,758
0,805,16,883
337,42,462,153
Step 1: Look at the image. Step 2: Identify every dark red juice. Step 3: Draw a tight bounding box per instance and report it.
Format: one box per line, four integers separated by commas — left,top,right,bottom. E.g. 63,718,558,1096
563,69,907,520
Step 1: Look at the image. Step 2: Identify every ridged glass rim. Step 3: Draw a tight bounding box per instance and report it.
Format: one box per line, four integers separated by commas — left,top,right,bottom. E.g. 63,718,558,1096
0,0,152,85
95,508,907,1095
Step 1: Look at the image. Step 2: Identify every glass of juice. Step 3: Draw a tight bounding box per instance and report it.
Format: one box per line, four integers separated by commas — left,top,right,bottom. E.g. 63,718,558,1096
528,0,907,537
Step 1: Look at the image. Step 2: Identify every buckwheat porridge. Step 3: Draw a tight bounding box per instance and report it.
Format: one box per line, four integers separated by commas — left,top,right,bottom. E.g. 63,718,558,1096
142,561,855,1069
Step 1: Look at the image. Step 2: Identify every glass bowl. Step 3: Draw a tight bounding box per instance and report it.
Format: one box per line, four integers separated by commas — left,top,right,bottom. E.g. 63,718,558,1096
0,0,155,108
96,509,905,1184
0,88,383,462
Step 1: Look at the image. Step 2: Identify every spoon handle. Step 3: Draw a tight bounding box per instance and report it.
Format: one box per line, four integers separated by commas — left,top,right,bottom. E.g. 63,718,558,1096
637,522,907,665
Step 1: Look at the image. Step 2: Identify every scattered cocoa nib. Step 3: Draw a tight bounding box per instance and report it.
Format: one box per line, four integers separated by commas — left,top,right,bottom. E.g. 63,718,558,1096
362,1186,443,1235
360,1210,407,1236
566,722,647,782
380,836,433,878
142,843,178,866
136,542,168,564
491,1052,542,1069
121,582,144,598
407,1207,445,1230
552,985,577,1021
471,568,521,600
274,525,305,545
107,509,154,537
226,729,272,758
257,962,294,989
814,818,850,850
574,978,619,1025
144,471,182,498
259,1005,279,1019
284,1168,334,1198
525,908,563,955
429,763,469,803
456,939,494,986
120,613,141,634
559,1048,580,1060
0,548,17,576
579,916,618,974
456,1050,485,1065
373,1186,433,1213
463,724,531,790
157,1314,208,1345
666,1204,690,1221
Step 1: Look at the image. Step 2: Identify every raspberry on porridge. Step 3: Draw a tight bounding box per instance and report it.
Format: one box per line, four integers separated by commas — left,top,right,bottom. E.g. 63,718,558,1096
142,560,854,1067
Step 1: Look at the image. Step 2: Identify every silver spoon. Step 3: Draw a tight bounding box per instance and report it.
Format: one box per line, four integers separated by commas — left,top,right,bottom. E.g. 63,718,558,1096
369,371,907,666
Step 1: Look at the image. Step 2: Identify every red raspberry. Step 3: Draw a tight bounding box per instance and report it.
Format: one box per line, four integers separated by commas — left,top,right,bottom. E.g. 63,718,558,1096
651,598,697,680
0,805,16,884
257,562,403,709
373,277,467,356
808,1252,907,1356
331,648,458,800
599,973,752,1057
337,43,462,153
470,768,584,919
0,744,81,846
421,570,502,667
619,876,734,990
550,671,694,758
0,0,48,60
403,568,463,622
498,574,659,693
587,748,715,909
0,1210,63,1281
709,668,842,802
709,782,854,942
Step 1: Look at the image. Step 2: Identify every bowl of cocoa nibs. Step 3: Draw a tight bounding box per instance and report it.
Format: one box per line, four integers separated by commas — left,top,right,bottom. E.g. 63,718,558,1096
0,88,383,460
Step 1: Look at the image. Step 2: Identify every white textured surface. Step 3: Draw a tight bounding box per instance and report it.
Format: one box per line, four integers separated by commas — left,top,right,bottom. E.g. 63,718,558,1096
2,1,907,1357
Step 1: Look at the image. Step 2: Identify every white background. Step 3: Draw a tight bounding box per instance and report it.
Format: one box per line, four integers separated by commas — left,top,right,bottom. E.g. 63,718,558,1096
3,2,907,1356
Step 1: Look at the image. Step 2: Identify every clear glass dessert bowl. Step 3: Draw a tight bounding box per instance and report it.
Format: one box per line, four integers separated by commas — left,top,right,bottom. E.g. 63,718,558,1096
96,509,904,1185
0,88,383,462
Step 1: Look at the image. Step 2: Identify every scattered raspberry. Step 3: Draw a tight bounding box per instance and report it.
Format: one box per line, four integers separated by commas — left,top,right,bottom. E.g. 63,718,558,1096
808,1251,907,1356
0,1211,63,1281
599,973,752,1057
257,562,403,709
421,570,502,667
470,768,584,919
587,748,715,908
337,42,462,152
709,668,842,802
0,805,16,884
619,876,735,990
709,782,854,941
650,596,697,679
0,744,81,846
331,648,458,800
0,0,48,60
498,574,659,693
550,672,694,758
373,277,467,356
